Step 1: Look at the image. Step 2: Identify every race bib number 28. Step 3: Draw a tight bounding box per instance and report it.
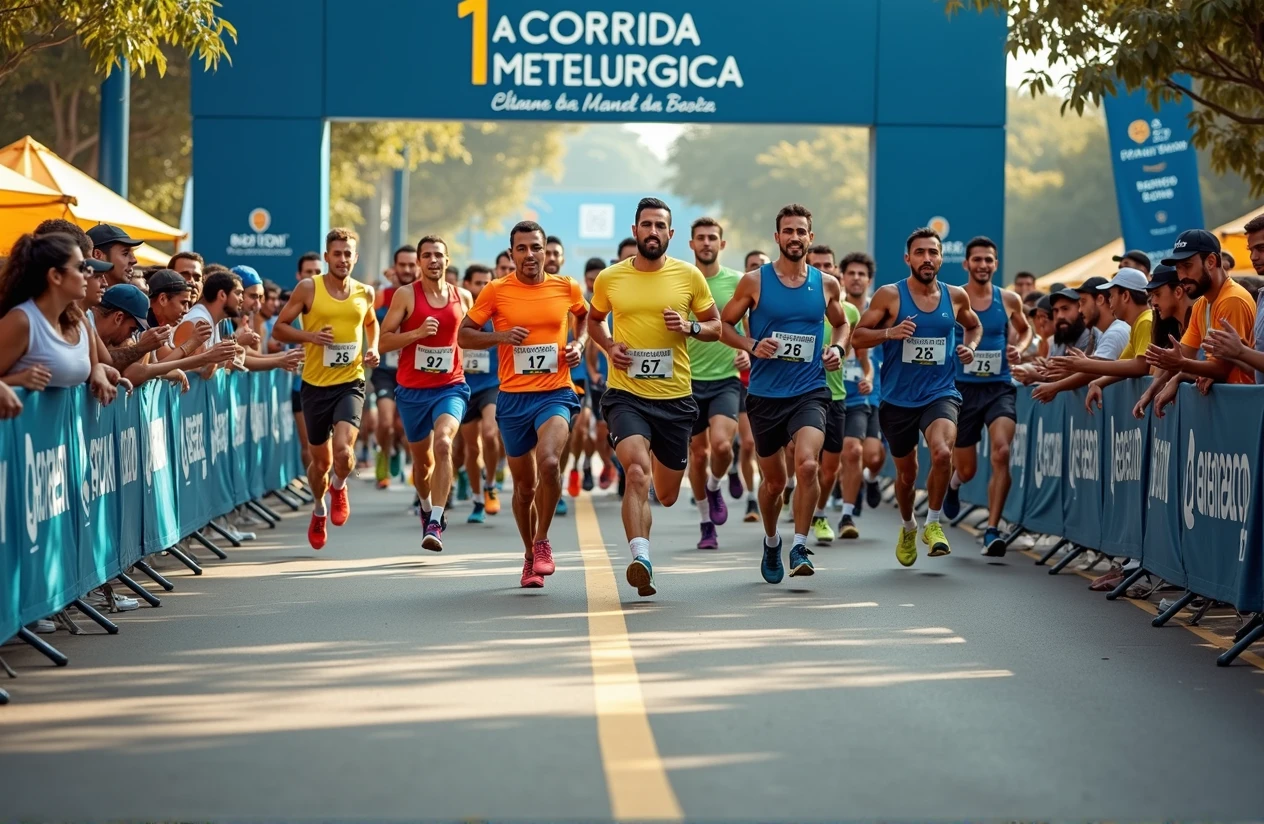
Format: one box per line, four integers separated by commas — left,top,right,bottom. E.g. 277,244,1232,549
323,342,358,368
901,336,946,366
513,344,558,375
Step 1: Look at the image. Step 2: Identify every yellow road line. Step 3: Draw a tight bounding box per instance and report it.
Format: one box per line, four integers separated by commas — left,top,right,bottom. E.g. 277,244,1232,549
575,494,683,822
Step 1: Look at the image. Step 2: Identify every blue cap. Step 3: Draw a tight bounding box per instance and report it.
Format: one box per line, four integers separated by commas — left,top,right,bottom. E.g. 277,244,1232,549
100,284,151,330
231,265,262,287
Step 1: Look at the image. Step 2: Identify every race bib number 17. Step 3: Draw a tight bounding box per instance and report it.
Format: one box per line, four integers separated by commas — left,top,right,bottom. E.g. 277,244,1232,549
513,344,558,375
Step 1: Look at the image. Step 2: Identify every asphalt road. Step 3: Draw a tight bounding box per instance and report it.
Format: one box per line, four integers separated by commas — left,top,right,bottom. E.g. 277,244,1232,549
2,470,1263,822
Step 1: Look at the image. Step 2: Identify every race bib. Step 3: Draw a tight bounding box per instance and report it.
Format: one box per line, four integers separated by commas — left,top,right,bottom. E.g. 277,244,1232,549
772,331,815,362
628,348,673,379
414,345,454,374
844,355,864,384
964,349,1003,376
323,342,358,368
382,349,399,369
463,349,490,374
901,336,946,366
513,344,558,375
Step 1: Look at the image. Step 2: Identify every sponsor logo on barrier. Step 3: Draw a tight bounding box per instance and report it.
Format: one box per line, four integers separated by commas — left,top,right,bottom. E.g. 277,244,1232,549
145,417,167,487
232,404,248,449
1181,430,1251,560
181,411,208,482
1110,415,1144,496
251,397,268,445
24,434,69,545
1068,416,1099,490
1148,432,1171,504
1010,420,1027,490
82,430,118,515
119,426,139,487
927,216,965,264
271,386,282,442
210,397,230,466
1033,416,1062,490
279,397,295,442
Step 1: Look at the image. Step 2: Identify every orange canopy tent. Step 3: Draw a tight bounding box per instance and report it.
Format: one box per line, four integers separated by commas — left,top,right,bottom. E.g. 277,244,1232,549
0,164,77,254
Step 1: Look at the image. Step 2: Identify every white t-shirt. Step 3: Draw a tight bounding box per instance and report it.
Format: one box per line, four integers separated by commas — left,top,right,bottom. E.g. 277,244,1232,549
1094,318,1131,361
182,303,221,345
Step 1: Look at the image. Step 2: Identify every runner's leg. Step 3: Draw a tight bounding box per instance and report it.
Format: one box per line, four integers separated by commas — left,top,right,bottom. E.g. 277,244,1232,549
924,417,956,511
791,428,824,537
985,416,1015,528
428,415,460,518
480,404,499,492
756,450,788,539
531,416,571,541
616,436,654,540
506,452,539,554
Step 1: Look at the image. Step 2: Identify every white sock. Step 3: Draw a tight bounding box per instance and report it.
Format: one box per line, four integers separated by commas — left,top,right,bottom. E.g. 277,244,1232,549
863,468,874,483
331,474,346,490
629,537,650,560
764,533,780,547
793,532,808,547
706,475,721,492
842,502,855,517
429,506,444,525
313,497,327,517
949,472,962,491
696,499,711,524
903,518,917,532
927,508,942,523
473,492,484,504
813,510,825,519
418,495,431,514
786,481,796,490
747,490,758,502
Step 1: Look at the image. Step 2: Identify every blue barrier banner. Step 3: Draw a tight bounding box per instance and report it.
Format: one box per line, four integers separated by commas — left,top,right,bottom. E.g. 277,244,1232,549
1177,385,1264,612
1004,389,1031,526
1102,77,1205,267
228,371,252,507
1100,380,1148,559
74,387,132,595
1062,388,1103,549
0,395,20,642
202,374,236,519
1143,399,1185,587
1021,392,1065,535
141,380,181,555
246,374,271,500
175,377,213,538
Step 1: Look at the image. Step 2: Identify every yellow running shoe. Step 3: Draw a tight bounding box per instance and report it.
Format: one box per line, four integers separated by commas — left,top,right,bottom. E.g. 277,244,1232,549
922,522,951,557
896,527,918,567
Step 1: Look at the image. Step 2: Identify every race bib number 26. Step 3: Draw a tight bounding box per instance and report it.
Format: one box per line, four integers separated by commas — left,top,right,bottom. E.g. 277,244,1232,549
772,331,815,362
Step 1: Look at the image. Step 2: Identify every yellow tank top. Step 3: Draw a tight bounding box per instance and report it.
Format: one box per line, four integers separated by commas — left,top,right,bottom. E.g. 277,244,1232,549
302,275,371,387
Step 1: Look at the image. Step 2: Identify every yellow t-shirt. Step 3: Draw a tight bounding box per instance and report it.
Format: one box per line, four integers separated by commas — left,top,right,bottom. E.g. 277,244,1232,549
591,256,715,399
301,275,372,387
1119,309,1153,360
1181,278,1257,384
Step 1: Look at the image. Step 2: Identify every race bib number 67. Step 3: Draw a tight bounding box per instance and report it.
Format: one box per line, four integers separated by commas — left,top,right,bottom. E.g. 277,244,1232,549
628,348,673,379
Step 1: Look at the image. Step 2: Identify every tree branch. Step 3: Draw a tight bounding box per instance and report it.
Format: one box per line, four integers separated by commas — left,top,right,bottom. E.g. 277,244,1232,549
1163,78,1264,126
1199,42,1264,93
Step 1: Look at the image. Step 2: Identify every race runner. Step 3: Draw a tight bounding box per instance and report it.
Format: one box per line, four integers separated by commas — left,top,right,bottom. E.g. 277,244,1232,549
457,263,503,524
373,245,418,489
850,227,981,566
581,257,617,493
735,249,770,521
272,228,379,550
545,234,583,513
379,236,472,551
458,221,587,588
588,197,722,596
838,252,885,538
720,205,850,582
940,236,1031,556
685,217,744,550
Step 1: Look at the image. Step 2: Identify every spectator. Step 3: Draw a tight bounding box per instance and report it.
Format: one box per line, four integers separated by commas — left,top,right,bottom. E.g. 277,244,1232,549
1112,249,1151,275
91,284,150,348
1032,276,1129,402
1012,271,1036,297
1144,264,1193,349
1136,230,1256,419
121,270,234,390
444,263,459,286
174,269,244,378
169,251,205,302
0,232,116,405
0,381,19,418
258,279,283,353
87,224,142,287
1239,215,1264,383
1047,286,1097,356
1222,251,1236,272
33,220,113,315
494,249,514,279
297,251,322,280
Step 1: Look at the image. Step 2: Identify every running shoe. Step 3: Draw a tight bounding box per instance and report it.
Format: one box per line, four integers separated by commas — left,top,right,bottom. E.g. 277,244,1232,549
485,487,501,515
521,557,544,588
599,462,616,489
375,449,388,483
308,513,328,550
896,526,918,567
865,478,882,509
942,486,961,520
982,527,1006,558
556,498,568,516
761,537,784,584
744,499,759,522
706,487,729,525
389,449,402,479
532,539,555,576
626,556,656,597
922,522,951,557
728,471,743,499
697,522,719,550
376,478,390,490
329,486,350,526
468,501,486,524
812,515,835,545
838,514,859,540
582,466,594,491
456,467,470,501
788,544,815,577
422,521,444,552
568,469,581,498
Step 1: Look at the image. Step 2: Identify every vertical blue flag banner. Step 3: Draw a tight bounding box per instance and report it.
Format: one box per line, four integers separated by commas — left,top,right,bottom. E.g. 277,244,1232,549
1103,77,1206,266
1101,380,1148,559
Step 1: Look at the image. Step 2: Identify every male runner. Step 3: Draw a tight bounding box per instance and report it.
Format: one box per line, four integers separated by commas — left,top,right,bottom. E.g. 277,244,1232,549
838,252,885,538
494,250,515,279
617,237,638,263
939,236,1031,556
803,244,863,545
581,257,616,492
735,249,770,521
720,205,850,582
588,197,722,596
459,221,587,588
458,263,503,523
273,228,379,550
546,234,583,512
379,236,471,551
851,227,981,566
685,217,744,549
373,245,418,488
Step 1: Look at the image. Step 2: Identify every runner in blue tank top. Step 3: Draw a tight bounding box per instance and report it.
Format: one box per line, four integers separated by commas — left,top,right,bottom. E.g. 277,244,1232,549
721,204,851,584
941,237,1031,556
837,252,885,539
851,227,982,567
457,263,504,524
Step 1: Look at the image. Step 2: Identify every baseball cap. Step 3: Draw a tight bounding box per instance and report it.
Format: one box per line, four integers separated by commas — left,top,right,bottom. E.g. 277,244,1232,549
1075,276,1110,294
84,257,114,274
148,268,193,295
100,284,150,330
87,223,143,249
1050,287,1081,304
1161,229,1220,265
1112,249,1151,270
1032,294,1053,315
1145,264,1180,291
1098,268,1149,292
231,265,263,287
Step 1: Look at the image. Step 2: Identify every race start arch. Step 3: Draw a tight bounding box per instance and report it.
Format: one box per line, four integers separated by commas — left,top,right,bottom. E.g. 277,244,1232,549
192,0,1006,287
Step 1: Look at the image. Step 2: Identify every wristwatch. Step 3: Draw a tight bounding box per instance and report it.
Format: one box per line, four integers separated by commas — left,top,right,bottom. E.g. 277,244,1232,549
689,321,702,336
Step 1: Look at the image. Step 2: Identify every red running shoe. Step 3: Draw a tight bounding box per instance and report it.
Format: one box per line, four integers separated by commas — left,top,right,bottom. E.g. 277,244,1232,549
308,514,328,550
520,557,544,588
532,539,555,576
567,469,581,498
599,463,616,490
329,485,350,526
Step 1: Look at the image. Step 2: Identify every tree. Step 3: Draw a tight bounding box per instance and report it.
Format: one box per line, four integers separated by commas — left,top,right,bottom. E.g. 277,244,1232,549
555,127,666,191
0,0,234,86
946,0,1264,196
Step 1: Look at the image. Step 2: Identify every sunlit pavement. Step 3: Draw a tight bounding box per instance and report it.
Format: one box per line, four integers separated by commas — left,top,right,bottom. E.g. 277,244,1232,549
2,473,1263,821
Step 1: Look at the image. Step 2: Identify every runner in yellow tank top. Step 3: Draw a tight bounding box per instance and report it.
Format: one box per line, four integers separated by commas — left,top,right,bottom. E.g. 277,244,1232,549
273,228,379,549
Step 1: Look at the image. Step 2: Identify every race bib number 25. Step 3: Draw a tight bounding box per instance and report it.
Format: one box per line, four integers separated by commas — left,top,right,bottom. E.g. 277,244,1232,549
323,342,358,368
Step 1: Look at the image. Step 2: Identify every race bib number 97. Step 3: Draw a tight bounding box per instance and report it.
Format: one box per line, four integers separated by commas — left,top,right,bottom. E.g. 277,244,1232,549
901,336,946,366
513,344,558,375
323,342,358,368
414,345,454,374
628,348,672,379
772,331,815,363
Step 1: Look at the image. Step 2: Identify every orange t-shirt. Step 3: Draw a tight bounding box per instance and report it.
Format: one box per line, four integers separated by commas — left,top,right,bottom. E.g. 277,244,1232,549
466,274,588,393
1181,277,1257,384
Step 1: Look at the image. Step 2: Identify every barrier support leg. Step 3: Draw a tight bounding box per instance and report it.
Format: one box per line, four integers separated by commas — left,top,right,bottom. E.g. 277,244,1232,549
133,560,175,592
18,628,68,667
246,499,280,526
71,599,119,634
949,505,978,528
1048,544,1086,575
116,573,161,607
190,530,229,560
206,519,242,548
1218,620,1264,667
1035,538,1068,566
1233,612,1263,643
288,481,313,504
1001,523,1024,549
1106,567,1148,601
1152,591,1197,627
270,489,301,511
166,545,204,575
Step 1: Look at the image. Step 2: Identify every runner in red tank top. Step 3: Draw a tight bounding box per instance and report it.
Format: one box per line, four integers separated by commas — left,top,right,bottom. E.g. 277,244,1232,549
379,235,473,552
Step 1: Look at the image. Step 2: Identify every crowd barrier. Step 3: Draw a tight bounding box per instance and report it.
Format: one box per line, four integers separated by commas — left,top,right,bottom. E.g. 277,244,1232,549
0,370,303,650
887,378,1264,665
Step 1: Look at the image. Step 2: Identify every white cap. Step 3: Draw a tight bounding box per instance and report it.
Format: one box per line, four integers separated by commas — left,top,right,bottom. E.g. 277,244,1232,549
1098,267,1148,292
